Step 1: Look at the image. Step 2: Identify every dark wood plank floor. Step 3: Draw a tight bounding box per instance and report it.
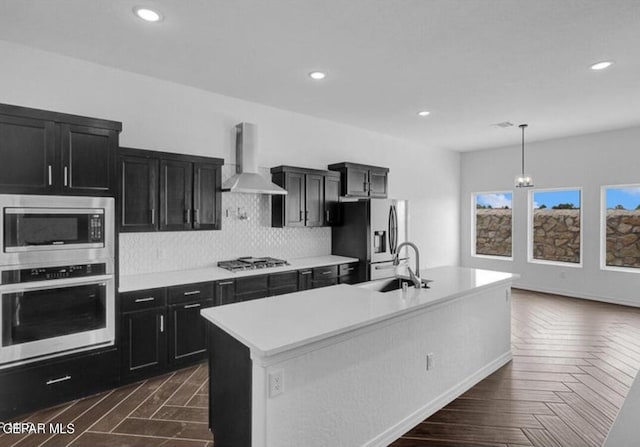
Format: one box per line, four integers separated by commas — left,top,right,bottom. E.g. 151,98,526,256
391,289,640,447
4,289,640,446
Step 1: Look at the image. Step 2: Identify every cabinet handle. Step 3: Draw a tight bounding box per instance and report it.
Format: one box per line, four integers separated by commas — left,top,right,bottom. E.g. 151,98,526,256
47,165,52,186
194,209,200,224
150,208,155,225
345,267,355,272
184,303,202,309
46,375,71,385
218,281,234,285
300,271,312,275
135,297,155,303
160,315,164,333
183,290,201,296
325,210,330,222
185,209,191,224
321,271,333,275
64,166,68,186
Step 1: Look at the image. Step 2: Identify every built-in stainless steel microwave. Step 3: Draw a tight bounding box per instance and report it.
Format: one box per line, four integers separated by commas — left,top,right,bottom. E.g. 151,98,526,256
0,194,114,266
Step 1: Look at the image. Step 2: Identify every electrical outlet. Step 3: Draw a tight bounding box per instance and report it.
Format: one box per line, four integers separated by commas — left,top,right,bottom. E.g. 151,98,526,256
426,353,434,371
269,370,284,397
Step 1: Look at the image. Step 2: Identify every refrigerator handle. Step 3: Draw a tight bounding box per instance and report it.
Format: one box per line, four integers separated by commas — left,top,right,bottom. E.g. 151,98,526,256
389,204,398,255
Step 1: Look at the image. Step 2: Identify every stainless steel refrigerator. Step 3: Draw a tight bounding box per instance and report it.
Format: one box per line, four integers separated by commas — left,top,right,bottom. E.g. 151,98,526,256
331,198,408,281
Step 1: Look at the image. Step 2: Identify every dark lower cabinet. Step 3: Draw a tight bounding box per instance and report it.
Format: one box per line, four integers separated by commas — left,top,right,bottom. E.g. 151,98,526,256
215,280,236,305
298,269,313,290
268,271,298,296
169,299,214,366
0,348,119,419
235,275,269,302
121,308,167,379
311,265,339,288
338,262,363,284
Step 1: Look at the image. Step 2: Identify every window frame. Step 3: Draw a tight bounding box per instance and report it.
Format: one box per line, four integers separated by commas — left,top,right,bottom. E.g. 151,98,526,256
471,191,514,261
527,187,584,268
600,183,640,273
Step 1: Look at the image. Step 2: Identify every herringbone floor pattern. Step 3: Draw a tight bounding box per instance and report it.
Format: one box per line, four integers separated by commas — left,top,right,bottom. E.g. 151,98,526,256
391,289,640,446
3,289,640,446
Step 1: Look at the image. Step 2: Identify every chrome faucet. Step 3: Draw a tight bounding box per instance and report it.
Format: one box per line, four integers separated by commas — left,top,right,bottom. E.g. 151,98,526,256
393,241,422,288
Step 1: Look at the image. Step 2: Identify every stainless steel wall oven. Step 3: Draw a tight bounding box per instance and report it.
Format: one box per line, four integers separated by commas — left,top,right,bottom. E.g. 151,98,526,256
0,195,115,368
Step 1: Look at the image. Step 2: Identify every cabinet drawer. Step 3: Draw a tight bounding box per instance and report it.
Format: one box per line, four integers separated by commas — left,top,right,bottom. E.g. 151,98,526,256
339,262,359,276
235,275,268,296
168,281,214,305
311,278,338,289
121,288,166,312
0,348,118,419
312,265,338,280
268,271,298,289
269,284,298,297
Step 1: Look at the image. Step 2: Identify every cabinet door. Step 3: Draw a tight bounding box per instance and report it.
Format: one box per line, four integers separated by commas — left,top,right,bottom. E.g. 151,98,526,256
193,162,221,230
169,299,213,366
0,114,56,193
369,168,388,198
324,175,341,226
60,124,117,195
305,174,324,227
121,309,167,378
119,155,158,232
284,171,305,227
215,280,235,306
160,159,193,231
345,166,370,197
298,270,313,291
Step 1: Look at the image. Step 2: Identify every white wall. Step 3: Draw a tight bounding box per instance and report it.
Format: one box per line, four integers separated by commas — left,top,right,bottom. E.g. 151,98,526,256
460,126,640,306
0,40,460,273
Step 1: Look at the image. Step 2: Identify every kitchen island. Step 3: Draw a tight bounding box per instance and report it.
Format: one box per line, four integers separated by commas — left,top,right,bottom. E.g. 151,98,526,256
201,266,515,447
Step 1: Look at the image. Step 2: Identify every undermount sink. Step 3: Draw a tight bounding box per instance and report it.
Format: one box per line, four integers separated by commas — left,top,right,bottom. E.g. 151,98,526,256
358,277,431,293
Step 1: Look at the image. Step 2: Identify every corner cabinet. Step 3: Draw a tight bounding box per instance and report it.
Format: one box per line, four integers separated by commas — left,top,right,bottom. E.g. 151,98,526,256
270,165,341,227
119,147,223,232
328,162,389,198
0,103,121,196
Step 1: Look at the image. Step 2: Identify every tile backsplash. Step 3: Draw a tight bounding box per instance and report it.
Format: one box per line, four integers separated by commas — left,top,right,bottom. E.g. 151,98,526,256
119,165,332,275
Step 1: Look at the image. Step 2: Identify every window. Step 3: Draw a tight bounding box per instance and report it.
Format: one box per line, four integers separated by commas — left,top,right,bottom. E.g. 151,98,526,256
530,189,581,264
603,185,640,270
473,192,512,258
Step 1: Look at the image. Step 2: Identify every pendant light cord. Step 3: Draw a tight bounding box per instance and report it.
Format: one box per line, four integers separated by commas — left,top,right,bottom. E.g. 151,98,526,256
520,124,528,176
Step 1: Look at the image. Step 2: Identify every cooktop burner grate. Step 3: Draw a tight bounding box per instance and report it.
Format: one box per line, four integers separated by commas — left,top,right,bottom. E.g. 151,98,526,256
217,257,289,272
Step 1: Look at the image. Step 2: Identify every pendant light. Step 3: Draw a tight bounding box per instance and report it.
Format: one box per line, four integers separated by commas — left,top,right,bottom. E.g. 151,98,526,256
514,123,534,188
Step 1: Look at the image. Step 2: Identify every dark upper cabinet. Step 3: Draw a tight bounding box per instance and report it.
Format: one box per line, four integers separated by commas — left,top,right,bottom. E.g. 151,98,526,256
271,166,340,228
328,162,389,198
119,155,158,232
160,159,193,231
324,173,341,226
193,162,221,230
118,148,223,233
0,103,121,196
60,124,118,195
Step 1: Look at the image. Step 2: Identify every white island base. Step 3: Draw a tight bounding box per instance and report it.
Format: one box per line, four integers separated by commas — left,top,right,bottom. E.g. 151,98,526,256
202,267,515,447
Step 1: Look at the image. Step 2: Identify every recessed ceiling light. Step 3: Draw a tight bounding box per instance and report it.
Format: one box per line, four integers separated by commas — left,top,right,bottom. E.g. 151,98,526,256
417,111,431,117
308,71,327,80
590,61,613,71
134,7,162,22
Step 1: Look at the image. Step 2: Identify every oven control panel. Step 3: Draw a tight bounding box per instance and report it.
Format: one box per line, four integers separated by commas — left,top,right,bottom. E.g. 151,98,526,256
1,263,107,285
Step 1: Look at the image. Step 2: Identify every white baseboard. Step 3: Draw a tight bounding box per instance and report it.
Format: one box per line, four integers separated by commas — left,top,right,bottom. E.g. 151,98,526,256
364,350,513,447
514,284,640,308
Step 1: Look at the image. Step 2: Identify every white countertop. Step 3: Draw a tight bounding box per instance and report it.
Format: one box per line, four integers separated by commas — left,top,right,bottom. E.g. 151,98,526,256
200,266,515,358
119,255,359,292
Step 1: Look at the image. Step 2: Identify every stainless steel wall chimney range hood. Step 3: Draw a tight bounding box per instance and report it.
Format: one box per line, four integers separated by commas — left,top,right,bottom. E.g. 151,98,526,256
222,123,287,195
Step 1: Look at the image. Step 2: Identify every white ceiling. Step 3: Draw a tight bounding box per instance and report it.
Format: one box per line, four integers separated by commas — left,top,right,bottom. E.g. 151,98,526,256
0,0,639,151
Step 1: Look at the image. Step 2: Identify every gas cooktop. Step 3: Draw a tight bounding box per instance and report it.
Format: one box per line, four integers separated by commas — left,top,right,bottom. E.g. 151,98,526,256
217,257,290,272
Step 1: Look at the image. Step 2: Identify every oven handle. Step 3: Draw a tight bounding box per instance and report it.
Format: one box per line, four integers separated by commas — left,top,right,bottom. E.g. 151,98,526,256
4,208,105,215
0,274,114,293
